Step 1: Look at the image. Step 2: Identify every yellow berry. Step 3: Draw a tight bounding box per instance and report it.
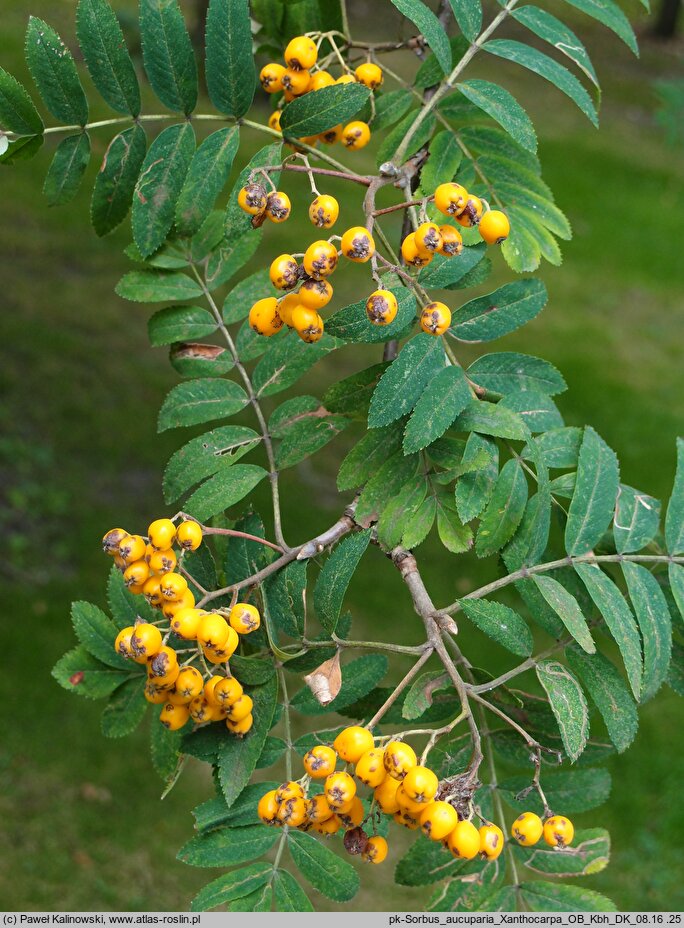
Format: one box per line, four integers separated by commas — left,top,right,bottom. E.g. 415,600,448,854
479,209,510,245
310,70,335,91
276,781,304,803
312,813,342,835
354,62,383,89
303,240,338,279
281,68,311,96
118,534,146,564
340,226,375,263
189,696,212,723
174,666,204,701
284,36,318,71
161,589,195,620
226,713,253,735
226,694,254,723
383,740,417,780
197,614,230,651
319,124,343,144
362,835,388,863
438,225,463,257
306,794,334,823
159,702,190,731
324,771,356,808
543,815,574,848
142,576,163,608
148,518,176,550
333,726,374,764
337,795,365,828
203,626,238,662
270,254,300,290
448,820,481,859
147,645,179,685
102,528,127,556
393,810,420,830
402,765,439,804
277,292,300,326
342,121,370,150
419,301,451,336
159,572,188,602
299,277,333,310
249,297,283,336
144,681,168,704
396,784,427,816
278,796,309,826
176,520,202,551
259,62,286,93
229,602,261,635
214,676,243,707
401,232,432,268
148,548,177,575
434,182,469,217
336,74,356,85
265,191,291,223
414,222,443,256
291,304,324,343
258,790,280,825
420,801,458,841
308,194,339,229
123,559,150,590
129,623,162,663
479,823,505,860
373,776,401,814
203,674,225,708
303,745,338,779
355,748,387,788
511,811,543,846
170,607,203,640
237,183,267,216
457,194,483,227
365,289,397,326
268,110,282,132
114,626,135,659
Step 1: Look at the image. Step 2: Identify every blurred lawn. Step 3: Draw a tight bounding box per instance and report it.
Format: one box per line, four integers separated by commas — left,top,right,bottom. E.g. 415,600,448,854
1,0,683,913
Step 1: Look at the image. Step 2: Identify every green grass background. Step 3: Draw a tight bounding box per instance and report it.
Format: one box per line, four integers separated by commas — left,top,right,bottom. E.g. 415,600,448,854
1,0,683,912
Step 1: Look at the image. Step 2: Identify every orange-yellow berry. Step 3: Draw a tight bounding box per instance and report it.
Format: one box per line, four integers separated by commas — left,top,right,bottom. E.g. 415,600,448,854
414,222,443,256
396,784,427,817
543,815,574,848
306,794,334,823
511,812,544,847
268,111,282,132
159,702,190,731
310,71,335,91
229,602,261,635
281,68,310,96
362,835,388,863
197,613,230,651
238,183,267,216
174,666,204,702
336,74,356,85
303,745,337,779
324,771,356,808
354,62,383,89
142,576,163,608
355,748,387,788
312,814,342,835
148,548,177,574
284,36,318,71
270,254,300,291
420,801,458,841
374,776,401,814
249,297,283,337
319,124,343,144
276,293,300,326
265,191,291,223
299,277,333,310
420,301,451,336
213,676,243,707
148,518,176,550
303,240,338,279
258,790,280,825
161,589,195,620
393,810,420,830
114,626,135,658
341,226,375,263
226,694,253,723
479,209,510,244
457,194,483,227
170,606,203,640
176,520,202,551
102,528,127,555
148,645,179,685
276,781,304,803
129,623,162,663
291,305,324,343
333,726,374,764
479,823,505,860
124,560,150,590
365,289,398,326
401,233,432,268
337,795,365,828
226,713,253,735
402,765,439,804
383,740,417,780
259,62,286,93
448,820,481,859
434,182,469,217
118,534,146,564
438,225,463,257
308,194,339,229
159,572,188,602
342,121,370,150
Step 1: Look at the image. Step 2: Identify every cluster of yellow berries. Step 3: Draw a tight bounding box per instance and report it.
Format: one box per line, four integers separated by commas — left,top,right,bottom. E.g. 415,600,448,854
259,727,573,864
260,35,382,150
242,207,376,342
102,519,262,736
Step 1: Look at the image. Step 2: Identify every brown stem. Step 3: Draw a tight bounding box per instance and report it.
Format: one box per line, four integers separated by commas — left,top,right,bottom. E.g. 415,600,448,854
366,648,434,729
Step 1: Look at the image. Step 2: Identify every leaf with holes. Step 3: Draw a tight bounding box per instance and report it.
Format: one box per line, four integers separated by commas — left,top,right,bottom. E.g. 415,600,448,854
76,0,140,115
536,659,589,761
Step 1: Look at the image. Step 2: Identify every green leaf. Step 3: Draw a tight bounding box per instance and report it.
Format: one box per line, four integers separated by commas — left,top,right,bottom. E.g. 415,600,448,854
76,0,140,116
206,230,264,291
566,647,638,753
223,270,275,325
140,0,198,114
107,564,156,628
369,334,444,428
252,332,335,398
520,881,617,912
355,451,419,524
273,870,314,912
25,17,88,125
455,433,499,522
337,425,403,492
291,653,388,715
91,124,147,236
449,0,482,41
324,362,388,418
419,130,463,193
170,344,234,378
403,671,451,721
52,646,131,699
132,122,196,258
669,562,684,625
376,108,437,165
217,675,278,807
665,437,684,554
150,721,183,782
476,458,528,557
101,677,147,738
435,497,471,552
43,132,90,207
0,134,43,165
193,782,279,832
281,83,371,137
418,243,487,289
457,79,537,152
511,6,598,87
404,366,472,454
71,601,129,669
229,884,271,912
175,127,240,236
524,426,582,469
185,464,268,522
452,279,547,342
372,88,414,130
275,414,348,469
205,0,255,118
460,598,533,656
415,36,469,89
0,67,43,135
452,400,530,439
325,287,417,344
224,142,282,240
256,736,287,768
500,768,611,814
395,835,467,886
517,828,610,876
263,560,308,638
559,0,637,54
467,352,566,397
377,476,428,548
533,575,595,653
484,40,598,125
231,657,276,687
389,0,453,74
536,659,589,761
622,561,672,701
158,378,248,432
191,862,272,912
574,563,642,700
499,391,563,434
148,305,216,347
179,825,278,868
288,830,360,902
565,426,619,556
314,530,371,634
613,484,661,554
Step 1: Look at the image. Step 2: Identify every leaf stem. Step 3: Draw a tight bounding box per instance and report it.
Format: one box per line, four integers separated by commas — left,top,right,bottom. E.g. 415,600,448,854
366,647,434,729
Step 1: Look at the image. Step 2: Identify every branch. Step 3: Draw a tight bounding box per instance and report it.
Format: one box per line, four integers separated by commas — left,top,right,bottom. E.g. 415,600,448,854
366,648,434,729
